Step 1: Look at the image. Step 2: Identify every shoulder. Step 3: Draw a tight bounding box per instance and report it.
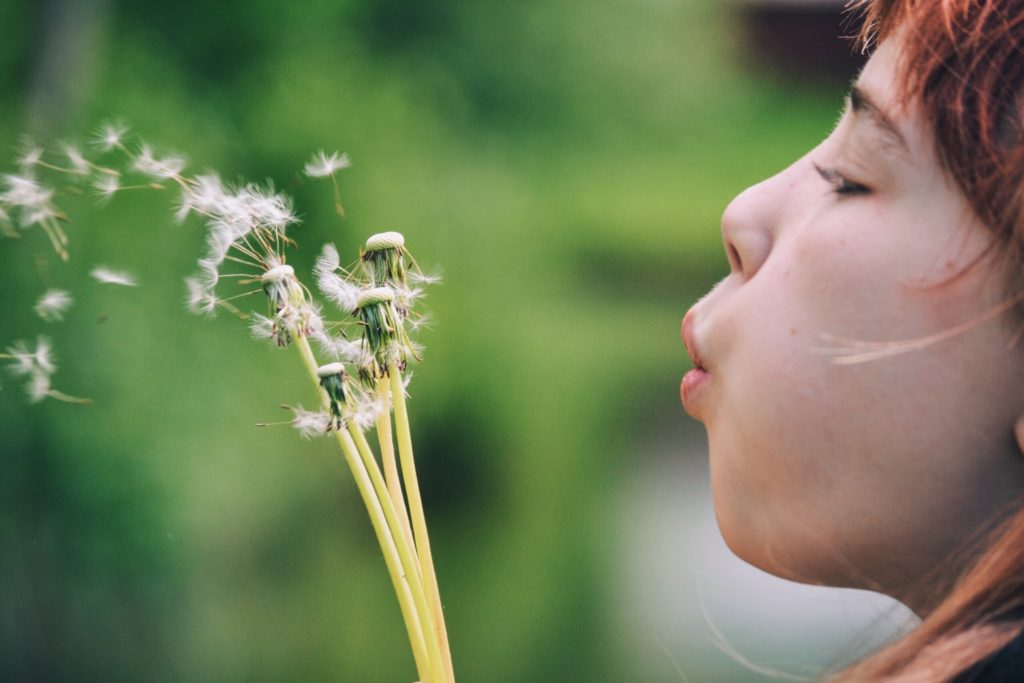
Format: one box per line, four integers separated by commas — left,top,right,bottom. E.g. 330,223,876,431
951,628,1024,683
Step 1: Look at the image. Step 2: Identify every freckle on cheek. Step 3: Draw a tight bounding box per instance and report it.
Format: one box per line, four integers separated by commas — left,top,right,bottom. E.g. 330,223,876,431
790,328,797,337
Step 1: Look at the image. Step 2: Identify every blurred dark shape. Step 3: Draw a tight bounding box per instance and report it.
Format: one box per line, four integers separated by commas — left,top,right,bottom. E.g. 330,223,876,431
737,0,866,81
26,0,111,134
353,0,458,54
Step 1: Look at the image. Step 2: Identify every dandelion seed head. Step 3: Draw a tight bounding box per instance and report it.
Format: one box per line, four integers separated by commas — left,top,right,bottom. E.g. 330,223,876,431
365,231,405,252
316,361,346,378
34,289,73,322
304,151,351,178
91,266,138,287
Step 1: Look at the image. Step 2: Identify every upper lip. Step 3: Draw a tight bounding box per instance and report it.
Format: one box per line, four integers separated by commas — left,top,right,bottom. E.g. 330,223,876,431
682,309,706,371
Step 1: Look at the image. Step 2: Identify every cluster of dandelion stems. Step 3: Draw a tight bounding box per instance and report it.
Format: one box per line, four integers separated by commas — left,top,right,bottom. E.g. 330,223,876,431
0,128,453,682
287,238,453,683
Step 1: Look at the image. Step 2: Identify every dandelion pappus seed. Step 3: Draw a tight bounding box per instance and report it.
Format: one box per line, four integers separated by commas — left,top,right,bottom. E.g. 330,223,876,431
92,122,128,151
91,266,138,287
303,151,352,178
34,289,73,322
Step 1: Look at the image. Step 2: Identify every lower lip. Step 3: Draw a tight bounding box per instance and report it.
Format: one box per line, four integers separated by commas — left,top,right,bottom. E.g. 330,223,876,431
681,368,710,411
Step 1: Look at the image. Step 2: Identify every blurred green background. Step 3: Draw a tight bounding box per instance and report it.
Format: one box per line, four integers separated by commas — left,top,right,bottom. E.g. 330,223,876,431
0,1,909,681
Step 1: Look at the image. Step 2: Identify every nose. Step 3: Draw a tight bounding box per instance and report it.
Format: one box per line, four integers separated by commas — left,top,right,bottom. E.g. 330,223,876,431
719,172,781,281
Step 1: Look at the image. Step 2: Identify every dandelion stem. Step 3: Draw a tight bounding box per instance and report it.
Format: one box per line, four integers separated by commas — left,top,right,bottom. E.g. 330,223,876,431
348,424,447,683
292,334,432,682
45,389,92,405
390,362,455,683
376,378,417,556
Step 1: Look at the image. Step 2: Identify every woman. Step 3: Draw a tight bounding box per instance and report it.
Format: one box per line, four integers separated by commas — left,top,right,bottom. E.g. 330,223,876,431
682,1,1024,679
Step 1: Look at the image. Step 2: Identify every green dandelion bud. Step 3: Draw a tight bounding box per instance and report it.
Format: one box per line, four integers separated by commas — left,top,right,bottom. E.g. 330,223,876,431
317,361,347,430
261,264,311,347
361,231,408,290
354,286,419,373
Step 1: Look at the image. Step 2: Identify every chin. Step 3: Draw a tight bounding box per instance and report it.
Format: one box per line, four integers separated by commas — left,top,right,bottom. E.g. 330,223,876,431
712,491,864,589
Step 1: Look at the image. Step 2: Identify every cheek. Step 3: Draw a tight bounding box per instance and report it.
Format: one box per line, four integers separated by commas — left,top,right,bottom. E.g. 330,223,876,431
705,284,850,573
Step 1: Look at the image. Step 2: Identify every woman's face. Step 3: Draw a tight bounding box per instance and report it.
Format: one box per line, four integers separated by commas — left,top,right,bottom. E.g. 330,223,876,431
683,36,1024,602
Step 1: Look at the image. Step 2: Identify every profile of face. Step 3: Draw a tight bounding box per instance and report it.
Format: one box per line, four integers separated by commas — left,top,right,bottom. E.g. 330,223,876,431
682,34,1024,605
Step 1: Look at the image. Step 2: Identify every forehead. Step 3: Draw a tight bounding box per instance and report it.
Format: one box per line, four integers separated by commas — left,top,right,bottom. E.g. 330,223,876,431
852,36,932,164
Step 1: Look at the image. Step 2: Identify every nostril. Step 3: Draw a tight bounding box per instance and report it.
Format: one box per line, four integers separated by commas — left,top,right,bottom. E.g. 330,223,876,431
727,241,743,273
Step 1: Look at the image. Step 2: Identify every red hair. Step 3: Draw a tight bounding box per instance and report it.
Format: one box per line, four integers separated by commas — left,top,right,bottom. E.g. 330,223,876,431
831,1,1024,680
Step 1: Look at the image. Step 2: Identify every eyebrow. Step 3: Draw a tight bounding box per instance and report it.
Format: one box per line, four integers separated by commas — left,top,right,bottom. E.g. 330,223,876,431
848,84,910,155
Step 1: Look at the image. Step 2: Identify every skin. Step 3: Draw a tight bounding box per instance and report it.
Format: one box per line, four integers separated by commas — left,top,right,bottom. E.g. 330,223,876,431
682,35,1024,615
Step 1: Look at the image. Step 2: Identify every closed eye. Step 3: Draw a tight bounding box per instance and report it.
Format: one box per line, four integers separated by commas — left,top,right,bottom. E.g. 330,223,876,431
814,163,870,196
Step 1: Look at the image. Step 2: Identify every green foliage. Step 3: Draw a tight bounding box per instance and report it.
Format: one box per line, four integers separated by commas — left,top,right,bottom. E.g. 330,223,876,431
0,0,842,680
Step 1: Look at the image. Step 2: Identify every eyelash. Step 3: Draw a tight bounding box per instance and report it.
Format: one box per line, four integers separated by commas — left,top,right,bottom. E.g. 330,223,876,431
813,163,870,196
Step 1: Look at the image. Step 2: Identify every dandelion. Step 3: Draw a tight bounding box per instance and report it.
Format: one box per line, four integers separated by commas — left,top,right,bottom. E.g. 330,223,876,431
1,129,453,681
91,266,138,286
317,362,348,430
34,289,73,322
260,264,320,346
359,231,438,319
304,151,352,178
362,231,409,288
355,286,419,372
